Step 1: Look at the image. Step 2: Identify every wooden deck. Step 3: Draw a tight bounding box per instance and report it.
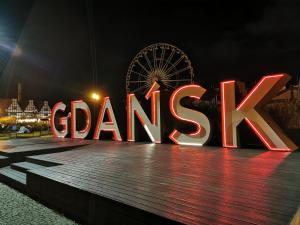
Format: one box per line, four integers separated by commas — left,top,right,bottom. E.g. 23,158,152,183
0,137,92,163
22,141,300,225
0,137,91,154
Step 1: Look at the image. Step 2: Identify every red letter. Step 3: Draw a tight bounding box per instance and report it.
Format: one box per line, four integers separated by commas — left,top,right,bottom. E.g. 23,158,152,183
221,74,297,151
127,82,161,143
51,102,68,138
71,100,91,139
169,84,211,146
93,97,122,141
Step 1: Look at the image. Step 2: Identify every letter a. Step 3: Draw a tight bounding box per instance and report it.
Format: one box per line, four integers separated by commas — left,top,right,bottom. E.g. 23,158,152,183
93,97,122,141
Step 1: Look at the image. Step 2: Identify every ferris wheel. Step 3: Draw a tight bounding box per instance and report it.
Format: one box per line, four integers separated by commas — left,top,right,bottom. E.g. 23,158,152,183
126,43,194,94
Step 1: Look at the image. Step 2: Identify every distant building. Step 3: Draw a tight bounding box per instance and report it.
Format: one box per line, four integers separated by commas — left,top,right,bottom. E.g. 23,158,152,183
6,99,23,118
272,85,300,102
0,99,14,117
0,98,52,122
39,101,51,118
24,100,38,118
265,85,300,129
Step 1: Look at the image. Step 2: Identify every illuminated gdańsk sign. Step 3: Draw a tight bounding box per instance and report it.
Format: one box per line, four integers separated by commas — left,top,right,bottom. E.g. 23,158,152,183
51,73,297,151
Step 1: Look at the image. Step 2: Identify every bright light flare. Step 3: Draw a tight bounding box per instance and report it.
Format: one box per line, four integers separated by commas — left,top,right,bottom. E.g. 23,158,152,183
91,93,100,101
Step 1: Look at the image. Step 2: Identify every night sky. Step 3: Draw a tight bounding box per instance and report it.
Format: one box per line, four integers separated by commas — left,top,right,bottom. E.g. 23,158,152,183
0,0,300,104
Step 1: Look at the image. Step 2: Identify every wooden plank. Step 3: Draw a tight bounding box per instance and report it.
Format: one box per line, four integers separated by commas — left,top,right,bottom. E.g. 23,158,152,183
25,142,300,225
11,162,46,173
0,167,26,185
31,167,289,225
0,138,93,154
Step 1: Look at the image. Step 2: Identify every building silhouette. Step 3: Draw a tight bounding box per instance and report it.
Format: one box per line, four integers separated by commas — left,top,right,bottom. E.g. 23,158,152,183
0,98,51,122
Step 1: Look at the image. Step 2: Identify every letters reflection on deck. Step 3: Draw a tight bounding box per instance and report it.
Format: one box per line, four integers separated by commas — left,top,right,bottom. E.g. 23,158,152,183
17,140,299,225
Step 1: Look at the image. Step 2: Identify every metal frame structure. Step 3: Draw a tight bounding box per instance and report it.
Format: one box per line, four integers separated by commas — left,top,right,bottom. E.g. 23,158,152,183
126,43,194,94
